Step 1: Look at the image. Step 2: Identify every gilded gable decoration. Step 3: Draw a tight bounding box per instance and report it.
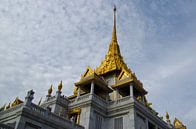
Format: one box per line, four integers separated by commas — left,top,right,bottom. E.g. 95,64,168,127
11,97,23,107
173,118,186,129
81,66,94,79
118,68,132,80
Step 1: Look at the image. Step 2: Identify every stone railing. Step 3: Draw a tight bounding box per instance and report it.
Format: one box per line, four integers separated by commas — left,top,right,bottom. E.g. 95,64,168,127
116,96,131,103
46,96,56,101
77,94,90,101
29,103,83,129
69,93,90,104
30,103,48,116
69,93,134,110
92,94,107,107
69,93,108,108
108,96,132,107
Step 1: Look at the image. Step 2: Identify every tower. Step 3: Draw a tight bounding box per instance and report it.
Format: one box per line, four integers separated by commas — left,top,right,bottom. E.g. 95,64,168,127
67,6,174,129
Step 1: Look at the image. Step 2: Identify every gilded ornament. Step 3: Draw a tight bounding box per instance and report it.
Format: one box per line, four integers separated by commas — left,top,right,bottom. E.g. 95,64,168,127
166,112,170,120
166,112,171,124
136,96,142,102
81,66,94,79
173,118,186,129
58,80,63,92
48,84,53,96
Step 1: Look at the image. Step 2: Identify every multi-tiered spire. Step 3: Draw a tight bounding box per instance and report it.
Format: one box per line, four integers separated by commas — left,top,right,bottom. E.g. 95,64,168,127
96,5,131,75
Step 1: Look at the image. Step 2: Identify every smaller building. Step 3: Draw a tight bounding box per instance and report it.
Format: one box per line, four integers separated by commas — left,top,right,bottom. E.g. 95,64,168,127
0,88,84,129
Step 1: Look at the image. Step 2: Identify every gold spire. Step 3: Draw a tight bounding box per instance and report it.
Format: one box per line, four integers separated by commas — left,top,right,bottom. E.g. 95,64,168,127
112,5,117,43
96,5,131,75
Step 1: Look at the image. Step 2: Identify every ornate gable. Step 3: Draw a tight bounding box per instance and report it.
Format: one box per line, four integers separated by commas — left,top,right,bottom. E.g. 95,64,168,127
81,66,94,79
11,97,23,107
174,118,186,129
118,68,132,80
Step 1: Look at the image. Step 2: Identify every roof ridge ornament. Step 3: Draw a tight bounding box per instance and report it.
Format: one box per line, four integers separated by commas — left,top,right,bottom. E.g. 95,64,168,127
58,80,63,92
48,84,53,96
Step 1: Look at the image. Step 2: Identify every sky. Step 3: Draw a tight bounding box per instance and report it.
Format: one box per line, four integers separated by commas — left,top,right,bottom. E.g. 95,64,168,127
0,0,196,128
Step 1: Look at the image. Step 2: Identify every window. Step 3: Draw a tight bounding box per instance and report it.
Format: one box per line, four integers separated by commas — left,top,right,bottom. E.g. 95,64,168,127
70,114,79,123
68,108,81,124
148,122,156,129
114,117,123,129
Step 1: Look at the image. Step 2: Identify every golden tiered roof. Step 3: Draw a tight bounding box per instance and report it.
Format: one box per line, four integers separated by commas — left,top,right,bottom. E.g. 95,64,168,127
95,6,131,75
71,6,147,96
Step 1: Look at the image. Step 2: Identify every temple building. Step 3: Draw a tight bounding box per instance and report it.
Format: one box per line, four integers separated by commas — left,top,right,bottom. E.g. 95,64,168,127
0,7,186,129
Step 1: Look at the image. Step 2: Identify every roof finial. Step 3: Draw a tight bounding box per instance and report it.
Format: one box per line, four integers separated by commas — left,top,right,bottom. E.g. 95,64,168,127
48,84,53,96
58,80,63,92
112,4,117,42
166,112,171,124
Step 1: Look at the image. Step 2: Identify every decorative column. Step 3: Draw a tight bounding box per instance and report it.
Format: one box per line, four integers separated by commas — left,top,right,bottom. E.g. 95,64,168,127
146,118,149,129
77,87,81,99
130,84,134,97
24,90,35,106
90,81,94,95
76,113,81,124
56,80,62,98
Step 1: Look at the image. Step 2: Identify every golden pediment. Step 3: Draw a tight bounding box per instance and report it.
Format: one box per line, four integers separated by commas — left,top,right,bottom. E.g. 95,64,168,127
118,69,132,80
81,66,94,79
69,107,81,114
11,97,23,107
